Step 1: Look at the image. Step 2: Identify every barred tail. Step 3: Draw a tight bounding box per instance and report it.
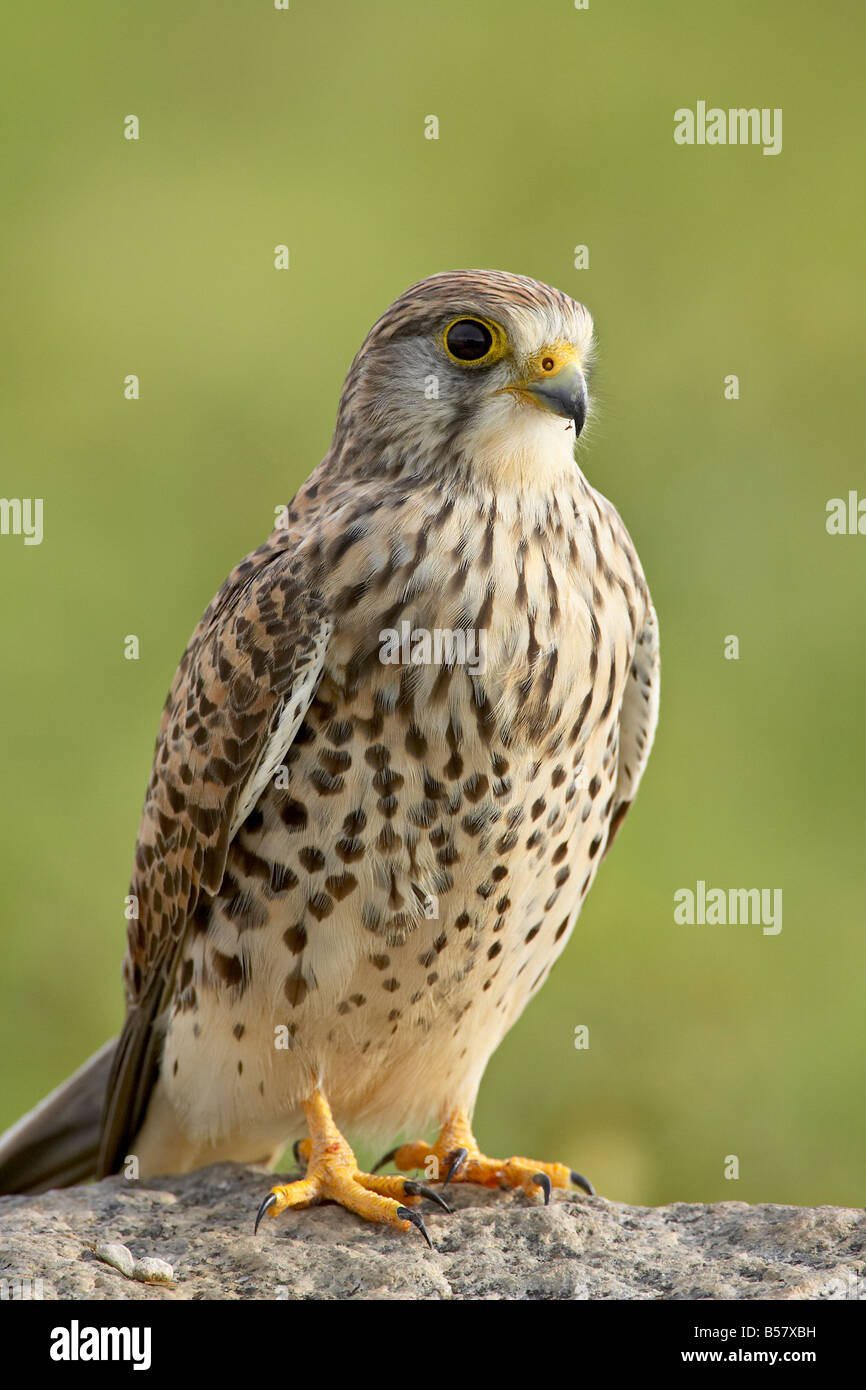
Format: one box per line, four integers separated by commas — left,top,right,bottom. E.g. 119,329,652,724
0,1038,116,1194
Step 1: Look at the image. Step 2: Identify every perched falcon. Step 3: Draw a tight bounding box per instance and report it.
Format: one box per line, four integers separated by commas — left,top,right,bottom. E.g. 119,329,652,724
0,270,659,1243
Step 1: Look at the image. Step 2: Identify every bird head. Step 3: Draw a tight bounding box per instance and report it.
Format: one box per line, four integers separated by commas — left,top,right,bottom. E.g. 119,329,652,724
332,269,594,489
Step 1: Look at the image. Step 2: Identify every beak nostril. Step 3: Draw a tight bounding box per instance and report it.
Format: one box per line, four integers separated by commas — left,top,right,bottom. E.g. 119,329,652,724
513,357,585,430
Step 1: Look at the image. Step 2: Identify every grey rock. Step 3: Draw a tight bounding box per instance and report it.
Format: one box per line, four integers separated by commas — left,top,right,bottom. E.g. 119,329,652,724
132,1256,174,1285
0,1163,862,1301
93,1241,135,1279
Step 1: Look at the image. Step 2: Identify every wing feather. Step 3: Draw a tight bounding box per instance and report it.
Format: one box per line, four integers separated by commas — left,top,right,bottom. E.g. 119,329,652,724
604,600,660,856
97,539,330,1175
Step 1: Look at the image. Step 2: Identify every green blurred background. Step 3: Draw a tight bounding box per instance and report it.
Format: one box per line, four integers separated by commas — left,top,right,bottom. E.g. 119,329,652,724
1,1,863,1209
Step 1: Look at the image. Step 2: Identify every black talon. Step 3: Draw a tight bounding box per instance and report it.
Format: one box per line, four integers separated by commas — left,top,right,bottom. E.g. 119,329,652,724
403,1180,452,1213
533,1172,552,1206
397,1204,433,1249
443,1147,468,1186
570,1170,595,1197
254,1192,278,1235
371,1145,400,1174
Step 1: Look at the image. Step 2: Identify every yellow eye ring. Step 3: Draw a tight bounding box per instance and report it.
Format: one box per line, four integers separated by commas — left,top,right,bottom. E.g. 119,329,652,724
442,316,507,367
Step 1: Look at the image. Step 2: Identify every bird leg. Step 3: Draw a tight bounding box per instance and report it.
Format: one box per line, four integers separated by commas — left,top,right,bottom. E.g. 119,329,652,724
254,1088,448,1244
377,1108,594,1204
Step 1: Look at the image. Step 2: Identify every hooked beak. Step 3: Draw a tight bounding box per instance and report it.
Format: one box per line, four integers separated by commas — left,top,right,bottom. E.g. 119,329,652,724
501,344,587,437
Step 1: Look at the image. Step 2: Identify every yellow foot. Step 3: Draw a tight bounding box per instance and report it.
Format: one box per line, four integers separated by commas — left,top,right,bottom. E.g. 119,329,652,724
254,1089,450,1245
376,1109,595,1205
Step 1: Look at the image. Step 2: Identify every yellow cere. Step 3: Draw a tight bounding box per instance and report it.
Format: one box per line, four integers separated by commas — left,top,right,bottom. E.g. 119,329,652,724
524,341,579,381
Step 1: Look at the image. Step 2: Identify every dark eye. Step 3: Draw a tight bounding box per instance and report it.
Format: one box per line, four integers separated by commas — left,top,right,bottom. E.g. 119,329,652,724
445,318,494,362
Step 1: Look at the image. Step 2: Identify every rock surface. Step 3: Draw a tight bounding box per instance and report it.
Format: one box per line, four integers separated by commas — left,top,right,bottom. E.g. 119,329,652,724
0,1163,862,1301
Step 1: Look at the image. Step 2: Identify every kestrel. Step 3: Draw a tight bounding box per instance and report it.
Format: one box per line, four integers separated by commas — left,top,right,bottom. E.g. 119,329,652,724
0,270,659,1244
